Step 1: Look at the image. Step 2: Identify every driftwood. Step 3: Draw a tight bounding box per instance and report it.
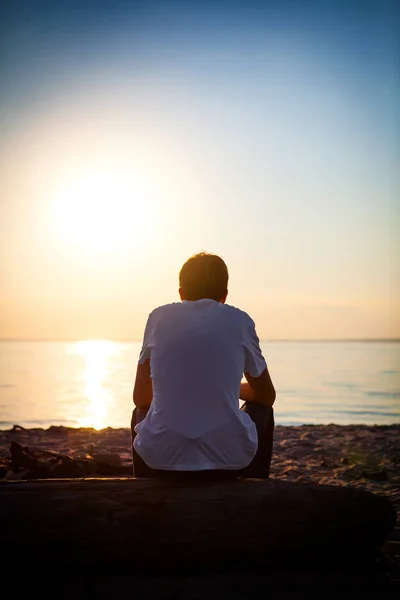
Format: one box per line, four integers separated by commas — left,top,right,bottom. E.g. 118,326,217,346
0,478,395,576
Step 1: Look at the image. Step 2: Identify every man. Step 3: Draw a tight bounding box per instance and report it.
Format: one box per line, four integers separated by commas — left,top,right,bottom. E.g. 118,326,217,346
131,252,276,480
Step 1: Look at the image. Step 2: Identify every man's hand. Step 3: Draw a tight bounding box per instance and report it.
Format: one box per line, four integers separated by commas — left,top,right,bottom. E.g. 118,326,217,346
133,359,153,409
240,368,276,406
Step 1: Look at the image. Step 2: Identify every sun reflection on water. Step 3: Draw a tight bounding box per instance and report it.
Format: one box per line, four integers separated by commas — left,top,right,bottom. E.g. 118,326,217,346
71,340,119,429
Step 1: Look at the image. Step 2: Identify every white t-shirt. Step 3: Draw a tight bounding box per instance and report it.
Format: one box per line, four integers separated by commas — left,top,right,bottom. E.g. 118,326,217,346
133,299,267,471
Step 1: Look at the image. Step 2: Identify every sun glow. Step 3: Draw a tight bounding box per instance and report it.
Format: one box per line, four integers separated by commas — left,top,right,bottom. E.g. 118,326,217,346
71,340,119,429
53,171,153,254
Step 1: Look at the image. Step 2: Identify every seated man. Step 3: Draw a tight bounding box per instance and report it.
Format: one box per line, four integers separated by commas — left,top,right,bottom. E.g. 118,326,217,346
131,252,276,480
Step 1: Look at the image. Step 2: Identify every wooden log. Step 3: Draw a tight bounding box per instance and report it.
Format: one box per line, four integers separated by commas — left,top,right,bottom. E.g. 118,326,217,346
0,478,396,575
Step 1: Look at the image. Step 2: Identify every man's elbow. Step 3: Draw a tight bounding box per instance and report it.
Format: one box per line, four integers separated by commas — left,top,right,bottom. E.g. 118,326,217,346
256,386,276,407
269,386,276,406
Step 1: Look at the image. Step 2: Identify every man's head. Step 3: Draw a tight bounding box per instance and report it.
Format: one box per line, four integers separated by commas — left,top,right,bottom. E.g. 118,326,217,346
179,252,229,303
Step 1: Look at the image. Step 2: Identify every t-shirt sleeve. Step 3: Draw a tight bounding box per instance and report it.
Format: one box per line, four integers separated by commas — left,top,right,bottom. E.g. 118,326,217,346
243,319,267,377
138,312,154,364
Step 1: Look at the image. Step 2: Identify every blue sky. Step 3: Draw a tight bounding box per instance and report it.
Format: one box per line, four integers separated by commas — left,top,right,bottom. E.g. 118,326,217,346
0,0,399,339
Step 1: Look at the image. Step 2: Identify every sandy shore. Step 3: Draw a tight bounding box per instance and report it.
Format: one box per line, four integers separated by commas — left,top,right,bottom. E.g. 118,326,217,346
0,422,398,471
1,423,399,509
1,424,399,586
0,425,400,516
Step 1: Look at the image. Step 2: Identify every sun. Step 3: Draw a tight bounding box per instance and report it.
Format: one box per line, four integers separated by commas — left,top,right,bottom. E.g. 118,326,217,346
53,171,153,253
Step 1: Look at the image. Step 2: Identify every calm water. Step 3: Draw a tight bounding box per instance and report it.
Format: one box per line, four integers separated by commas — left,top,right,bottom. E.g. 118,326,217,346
0,341,399,429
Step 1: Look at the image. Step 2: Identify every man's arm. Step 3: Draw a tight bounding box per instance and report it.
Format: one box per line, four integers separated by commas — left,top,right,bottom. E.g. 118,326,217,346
240,367,276,406
133,359,153,409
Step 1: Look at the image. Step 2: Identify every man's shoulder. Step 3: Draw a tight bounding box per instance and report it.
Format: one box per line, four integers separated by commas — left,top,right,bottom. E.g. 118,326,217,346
223,302,255,326
148,302,181,318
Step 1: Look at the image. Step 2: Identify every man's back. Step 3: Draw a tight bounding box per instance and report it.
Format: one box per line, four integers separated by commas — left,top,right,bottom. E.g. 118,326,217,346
133,299,266,471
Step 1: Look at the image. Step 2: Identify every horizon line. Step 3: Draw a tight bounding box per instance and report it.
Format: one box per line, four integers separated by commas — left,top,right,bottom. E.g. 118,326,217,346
1,337,399,343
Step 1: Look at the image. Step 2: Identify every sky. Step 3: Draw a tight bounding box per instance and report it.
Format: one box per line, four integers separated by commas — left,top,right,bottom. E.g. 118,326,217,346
0,0,399,341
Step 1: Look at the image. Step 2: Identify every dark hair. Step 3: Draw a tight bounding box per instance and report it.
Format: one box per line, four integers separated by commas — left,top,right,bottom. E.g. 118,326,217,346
179,252,229,302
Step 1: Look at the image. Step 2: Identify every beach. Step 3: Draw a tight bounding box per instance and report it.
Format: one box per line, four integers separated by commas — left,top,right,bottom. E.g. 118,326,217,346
0,422,398,492
1,423,399,591
1,423,398,512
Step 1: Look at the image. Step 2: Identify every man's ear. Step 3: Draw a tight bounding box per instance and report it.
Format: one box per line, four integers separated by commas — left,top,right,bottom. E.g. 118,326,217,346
179,287,185,300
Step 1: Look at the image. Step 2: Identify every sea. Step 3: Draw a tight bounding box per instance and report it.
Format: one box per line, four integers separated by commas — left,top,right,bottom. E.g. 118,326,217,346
0,340,399,430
